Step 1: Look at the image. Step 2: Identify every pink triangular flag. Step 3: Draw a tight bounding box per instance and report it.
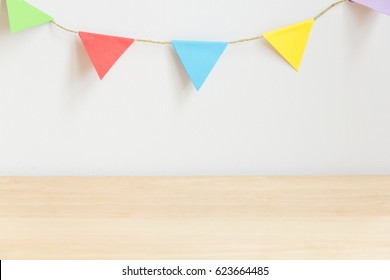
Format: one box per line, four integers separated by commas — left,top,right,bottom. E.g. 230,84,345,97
350,0,390,16
79,32,135,79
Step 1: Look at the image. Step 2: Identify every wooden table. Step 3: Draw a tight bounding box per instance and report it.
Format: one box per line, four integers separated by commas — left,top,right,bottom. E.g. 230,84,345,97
0,177,389,259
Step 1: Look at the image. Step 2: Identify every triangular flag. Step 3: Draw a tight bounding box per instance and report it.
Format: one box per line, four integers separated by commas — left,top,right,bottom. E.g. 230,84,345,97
263,18,314,71
79,32,134,79
6,0,53,32
172,40,228,90
349,0,390,16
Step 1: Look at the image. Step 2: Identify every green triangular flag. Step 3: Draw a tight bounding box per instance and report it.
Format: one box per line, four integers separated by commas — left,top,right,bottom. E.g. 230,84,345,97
6,0,53,32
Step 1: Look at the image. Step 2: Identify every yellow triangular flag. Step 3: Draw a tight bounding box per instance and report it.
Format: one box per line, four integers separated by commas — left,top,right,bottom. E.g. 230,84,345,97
263,18,314,71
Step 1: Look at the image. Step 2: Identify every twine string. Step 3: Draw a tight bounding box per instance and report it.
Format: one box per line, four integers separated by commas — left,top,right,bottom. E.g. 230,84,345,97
134,39,171,45
229,36,264,45
314,0,347,21
51,20,78,34
51,0,347,45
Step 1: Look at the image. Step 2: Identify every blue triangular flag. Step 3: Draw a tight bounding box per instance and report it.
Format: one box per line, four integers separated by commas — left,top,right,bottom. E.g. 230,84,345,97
172,40,228,91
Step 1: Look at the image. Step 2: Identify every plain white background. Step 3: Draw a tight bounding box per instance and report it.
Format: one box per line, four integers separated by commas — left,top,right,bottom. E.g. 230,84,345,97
0,0,389,176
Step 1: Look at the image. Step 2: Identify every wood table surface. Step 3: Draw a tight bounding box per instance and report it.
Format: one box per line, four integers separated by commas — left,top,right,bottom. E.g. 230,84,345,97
0,177,389,260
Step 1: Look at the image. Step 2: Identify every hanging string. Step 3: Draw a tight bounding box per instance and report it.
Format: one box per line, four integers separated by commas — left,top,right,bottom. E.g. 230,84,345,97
229,36,264,45
51,0,347,45
51,20,78,34
134,39,171,45
314,0,347,21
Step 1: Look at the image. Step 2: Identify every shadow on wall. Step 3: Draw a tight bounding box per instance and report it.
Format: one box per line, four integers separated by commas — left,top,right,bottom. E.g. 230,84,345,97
344,3,380,54
0,1,10,35
169,47,190,91
56,37,95,107
72,38,94,79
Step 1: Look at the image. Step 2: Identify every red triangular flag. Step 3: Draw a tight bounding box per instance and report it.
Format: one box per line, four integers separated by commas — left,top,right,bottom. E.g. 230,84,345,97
79,32,134,79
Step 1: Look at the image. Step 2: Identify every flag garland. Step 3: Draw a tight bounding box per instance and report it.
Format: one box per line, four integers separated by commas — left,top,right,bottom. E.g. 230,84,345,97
79,32,135,80
349,0,390,16
6,0,52,32
172,41,228,90
263,19,314,71
3,0,389,90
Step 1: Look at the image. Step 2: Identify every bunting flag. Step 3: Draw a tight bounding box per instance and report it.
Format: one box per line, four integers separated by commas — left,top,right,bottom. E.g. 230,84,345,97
172,40,228,90
79,32,134,79
349,0,390,16
6,0,53,32
2,0,387,90
263,19,314,71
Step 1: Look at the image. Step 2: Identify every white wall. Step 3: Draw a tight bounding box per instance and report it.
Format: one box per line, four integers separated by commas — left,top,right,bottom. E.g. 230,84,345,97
0,0,389,176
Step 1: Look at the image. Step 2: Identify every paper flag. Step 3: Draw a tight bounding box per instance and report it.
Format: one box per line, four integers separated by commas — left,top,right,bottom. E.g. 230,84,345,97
172,40,228,90
79,32,134,79
6,0,53,32
349,0,390,16
263,18,314,71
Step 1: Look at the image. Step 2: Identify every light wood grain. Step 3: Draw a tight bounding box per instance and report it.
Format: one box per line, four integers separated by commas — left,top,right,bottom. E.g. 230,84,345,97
0,177,389,260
